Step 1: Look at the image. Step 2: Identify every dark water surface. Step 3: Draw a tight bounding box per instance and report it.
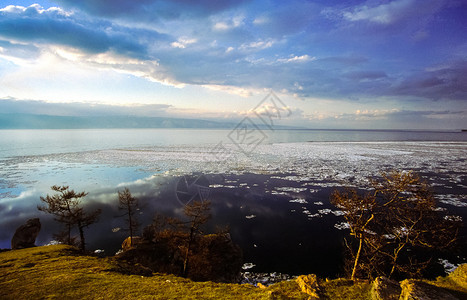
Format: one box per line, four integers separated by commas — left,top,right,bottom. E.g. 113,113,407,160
1,129,466,277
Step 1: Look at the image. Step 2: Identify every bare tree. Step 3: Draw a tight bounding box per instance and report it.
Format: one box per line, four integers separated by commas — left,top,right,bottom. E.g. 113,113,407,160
331,189,376,280
182,200,211,277
38,185,101,252
331,171,461,280
117,188,140,247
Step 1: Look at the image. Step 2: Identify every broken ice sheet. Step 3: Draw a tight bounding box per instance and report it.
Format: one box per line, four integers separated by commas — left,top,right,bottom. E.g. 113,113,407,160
289,198,308,204
438,258,461,274
242,263,256,270
334,222,350,230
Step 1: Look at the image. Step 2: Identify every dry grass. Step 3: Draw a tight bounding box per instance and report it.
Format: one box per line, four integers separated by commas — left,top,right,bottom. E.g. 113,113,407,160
2,245,464,299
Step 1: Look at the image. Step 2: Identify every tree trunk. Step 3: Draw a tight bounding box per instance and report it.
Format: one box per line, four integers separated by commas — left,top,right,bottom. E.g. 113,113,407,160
389,246,403,279
183,227,195,278
128,203,133,247
77,220,85,252
67,223,72,245
351,235,363,281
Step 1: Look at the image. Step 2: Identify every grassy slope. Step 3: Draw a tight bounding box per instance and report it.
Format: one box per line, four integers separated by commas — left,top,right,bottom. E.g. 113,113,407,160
0,245,308,299
1,245,465,299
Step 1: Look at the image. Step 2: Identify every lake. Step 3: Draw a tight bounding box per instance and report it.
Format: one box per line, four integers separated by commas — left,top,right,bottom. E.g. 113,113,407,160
0,129,466,277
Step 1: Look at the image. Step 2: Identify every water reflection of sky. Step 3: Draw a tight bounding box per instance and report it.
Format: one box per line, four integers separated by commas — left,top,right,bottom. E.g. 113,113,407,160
1,168,466,277
0,169,351,276
0,162,154,248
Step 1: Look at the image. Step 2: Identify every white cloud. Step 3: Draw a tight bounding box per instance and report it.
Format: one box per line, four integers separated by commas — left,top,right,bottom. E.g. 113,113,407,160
277,54,316,63
343,0,414,24
170,37,197,49
240,39,275,51
212,14,245,31
0,4,70,16
213,22,230,31
202,84,255,97
253,16,269,25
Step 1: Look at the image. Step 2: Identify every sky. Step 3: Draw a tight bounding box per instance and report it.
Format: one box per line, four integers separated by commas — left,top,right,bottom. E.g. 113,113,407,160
0,0,466,129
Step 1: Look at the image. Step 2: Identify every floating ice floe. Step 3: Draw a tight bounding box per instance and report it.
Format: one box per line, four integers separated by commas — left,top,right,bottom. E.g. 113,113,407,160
438,258,461,274
444,215,463,222
334,222,350,230
209,184,224,188
242,263,256,270
245,215,257,219
437,194,467,207
331,210,345,216
289,198,308,204
270,190,289,196
2,141,466,219
274,186,307,193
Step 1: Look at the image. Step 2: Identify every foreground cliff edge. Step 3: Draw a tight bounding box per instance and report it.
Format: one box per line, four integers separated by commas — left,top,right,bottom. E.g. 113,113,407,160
1,245,466,299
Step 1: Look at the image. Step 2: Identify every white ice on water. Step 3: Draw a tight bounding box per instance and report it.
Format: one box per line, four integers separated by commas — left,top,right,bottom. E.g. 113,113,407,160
1,141,466,208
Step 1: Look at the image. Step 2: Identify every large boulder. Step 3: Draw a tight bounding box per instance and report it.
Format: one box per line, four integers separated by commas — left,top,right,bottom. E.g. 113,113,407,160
371,276,401,300
121,236,143,251
399,280,458,300
11,218,41,250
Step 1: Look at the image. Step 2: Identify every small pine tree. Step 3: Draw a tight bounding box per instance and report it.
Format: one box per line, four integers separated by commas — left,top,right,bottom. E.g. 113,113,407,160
38,185,101,252
182,200,211,277
117,188,140,247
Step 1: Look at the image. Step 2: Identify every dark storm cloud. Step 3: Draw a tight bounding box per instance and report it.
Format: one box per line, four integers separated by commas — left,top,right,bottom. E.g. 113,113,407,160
392,61,467,100
0,5,166,58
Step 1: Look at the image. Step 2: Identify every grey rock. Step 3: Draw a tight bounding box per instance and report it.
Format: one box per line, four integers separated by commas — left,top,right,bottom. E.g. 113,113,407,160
11,218,41,250
371,276,401,300
399,280,459,300
296,274,320,299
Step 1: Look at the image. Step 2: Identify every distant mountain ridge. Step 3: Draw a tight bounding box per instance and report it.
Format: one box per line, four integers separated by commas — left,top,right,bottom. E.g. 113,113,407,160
0,113,238,129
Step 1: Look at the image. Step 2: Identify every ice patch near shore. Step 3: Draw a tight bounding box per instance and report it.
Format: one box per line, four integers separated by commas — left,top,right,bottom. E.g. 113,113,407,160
438,259,461,274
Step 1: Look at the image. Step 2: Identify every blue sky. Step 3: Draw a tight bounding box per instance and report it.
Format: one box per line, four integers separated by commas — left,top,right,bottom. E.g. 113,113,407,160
0,0,466,129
